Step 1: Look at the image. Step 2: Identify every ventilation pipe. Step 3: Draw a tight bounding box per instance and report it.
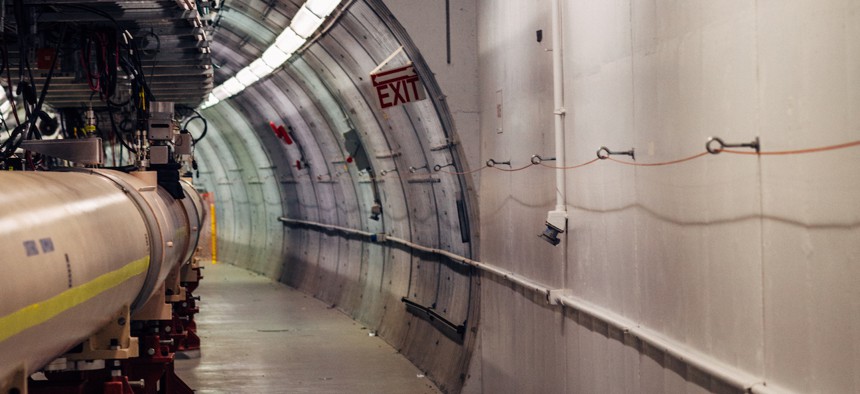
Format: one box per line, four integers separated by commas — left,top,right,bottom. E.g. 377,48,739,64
540,0,567,246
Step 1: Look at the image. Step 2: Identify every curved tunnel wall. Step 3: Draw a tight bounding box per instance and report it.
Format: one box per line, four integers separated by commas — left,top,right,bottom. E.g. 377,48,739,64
188,0,860,393
191,1,479,392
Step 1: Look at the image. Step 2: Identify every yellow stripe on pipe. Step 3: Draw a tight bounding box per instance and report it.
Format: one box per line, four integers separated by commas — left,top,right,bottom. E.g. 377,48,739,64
0,256,150,343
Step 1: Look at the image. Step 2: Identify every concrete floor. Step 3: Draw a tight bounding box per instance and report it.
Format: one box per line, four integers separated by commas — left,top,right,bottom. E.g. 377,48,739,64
175,263,440,394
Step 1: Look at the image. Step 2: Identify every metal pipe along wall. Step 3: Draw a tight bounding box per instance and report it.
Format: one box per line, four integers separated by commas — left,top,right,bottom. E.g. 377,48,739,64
0,170,203,387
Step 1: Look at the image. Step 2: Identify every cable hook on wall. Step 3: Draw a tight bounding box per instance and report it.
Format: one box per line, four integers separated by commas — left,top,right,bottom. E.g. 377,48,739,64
530,154,556,165
596,146,635,160
433,162,454,172
706,136,760,154
485,158,511,168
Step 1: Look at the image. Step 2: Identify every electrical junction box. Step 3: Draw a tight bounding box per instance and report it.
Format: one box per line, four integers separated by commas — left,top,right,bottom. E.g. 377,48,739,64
150,145,170,165
343,129,371,170
148,102,174,141
174,133,193,155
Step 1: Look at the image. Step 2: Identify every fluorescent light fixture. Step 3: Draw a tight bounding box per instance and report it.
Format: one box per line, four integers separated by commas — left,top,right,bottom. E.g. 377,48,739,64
211,85,231,100
248,58,274,78
291,6,322,38
236,67,260,86
306,0,339,17
275,28,305,54
222,77,245,96
262,46,290,68
200,0,343,109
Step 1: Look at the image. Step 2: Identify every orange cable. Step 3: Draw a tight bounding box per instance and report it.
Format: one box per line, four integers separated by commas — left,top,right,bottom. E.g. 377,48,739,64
493,163,536,172
539,158,600,170
607,151,709,167
432,138,860,175
722,139,860,155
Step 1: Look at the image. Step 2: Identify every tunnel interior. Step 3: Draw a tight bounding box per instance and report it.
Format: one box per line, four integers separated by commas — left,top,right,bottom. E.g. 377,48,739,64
1,0,860,393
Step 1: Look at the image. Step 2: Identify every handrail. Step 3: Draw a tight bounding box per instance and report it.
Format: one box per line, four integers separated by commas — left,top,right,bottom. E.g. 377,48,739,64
278,216,785,394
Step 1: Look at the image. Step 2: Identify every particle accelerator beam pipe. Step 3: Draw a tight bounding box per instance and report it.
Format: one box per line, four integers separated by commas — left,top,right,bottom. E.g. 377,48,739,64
0,169,204,388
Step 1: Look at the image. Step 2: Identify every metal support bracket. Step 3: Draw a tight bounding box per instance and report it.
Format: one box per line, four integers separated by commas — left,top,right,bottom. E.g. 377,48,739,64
21,138,104,165
66,305,140,361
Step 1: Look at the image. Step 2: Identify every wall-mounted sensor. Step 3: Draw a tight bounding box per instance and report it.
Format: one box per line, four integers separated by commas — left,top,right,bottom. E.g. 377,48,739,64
539,223,562,246
370,203,383,221
539,210,567,246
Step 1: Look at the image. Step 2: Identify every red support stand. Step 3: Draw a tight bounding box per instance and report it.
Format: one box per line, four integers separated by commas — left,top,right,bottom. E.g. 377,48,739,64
126,326,193,394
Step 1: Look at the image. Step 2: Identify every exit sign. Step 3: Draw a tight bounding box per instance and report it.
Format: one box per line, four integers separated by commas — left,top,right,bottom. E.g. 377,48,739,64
371,64,427,109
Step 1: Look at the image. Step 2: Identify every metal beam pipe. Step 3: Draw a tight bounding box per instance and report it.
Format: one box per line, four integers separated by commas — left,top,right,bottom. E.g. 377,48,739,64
0,170,203,387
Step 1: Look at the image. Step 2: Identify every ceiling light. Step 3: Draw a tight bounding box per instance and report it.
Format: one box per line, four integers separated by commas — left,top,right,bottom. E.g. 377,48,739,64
211,85,230,101
222,77,245,96
262,46,290,68
200,1,342,110
249,59,274,78
291,6,322,38
305,0,340,17
276,28,305,54
201,94,218,109
236,68,260,86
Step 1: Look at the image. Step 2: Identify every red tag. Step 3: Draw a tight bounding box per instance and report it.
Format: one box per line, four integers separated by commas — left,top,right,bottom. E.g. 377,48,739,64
277,125,293,145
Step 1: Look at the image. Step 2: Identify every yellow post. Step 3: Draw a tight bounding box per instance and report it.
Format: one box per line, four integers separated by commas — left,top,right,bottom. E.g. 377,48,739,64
210,202,217,264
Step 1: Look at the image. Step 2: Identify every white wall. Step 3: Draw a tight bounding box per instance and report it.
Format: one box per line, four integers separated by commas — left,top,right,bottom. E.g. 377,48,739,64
384,0,482,184
473,0,860,393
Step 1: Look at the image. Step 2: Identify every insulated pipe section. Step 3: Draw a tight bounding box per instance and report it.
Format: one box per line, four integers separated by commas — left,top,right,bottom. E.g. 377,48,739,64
178,179,206,267
86,169,192,310
0,170,202,388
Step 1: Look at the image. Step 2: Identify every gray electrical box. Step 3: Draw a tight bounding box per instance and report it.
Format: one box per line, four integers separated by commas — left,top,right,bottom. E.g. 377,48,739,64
148,101,174,141
343,129,371,170
174,133,193,155
150,145,170,165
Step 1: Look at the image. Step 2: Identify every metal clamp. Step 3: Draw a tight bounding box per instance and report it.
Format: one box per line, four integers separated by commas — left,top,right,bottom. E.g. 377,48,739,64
530,155,556,165
433,163,454,172
380,168,398,176
486,159,511,168
596,146,635,160
706,137,760,154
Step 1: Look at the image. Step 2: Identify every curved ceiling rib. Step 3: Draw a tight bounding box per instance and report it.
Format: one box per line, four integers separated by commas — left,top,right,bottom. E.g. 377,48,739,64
195,0,479,391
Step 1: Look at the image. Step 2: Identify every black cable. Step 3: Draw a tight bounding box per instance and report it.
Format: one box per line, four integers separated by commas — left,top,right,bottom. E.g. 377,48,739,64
140,29,160,83
106,102,137,153
182,114,207,145
56,4,155,102
0,109,8,138
1,24,65,159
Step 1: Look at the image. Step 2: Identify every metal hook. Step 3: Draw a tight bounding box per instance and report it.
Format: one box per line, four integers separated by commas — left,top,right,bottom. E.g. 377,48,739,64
706,136,760,154
433,163,454,172
409,165,429,173
530,155,556,165
486,159,511,168
380,168,398,176
596,146,635,160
